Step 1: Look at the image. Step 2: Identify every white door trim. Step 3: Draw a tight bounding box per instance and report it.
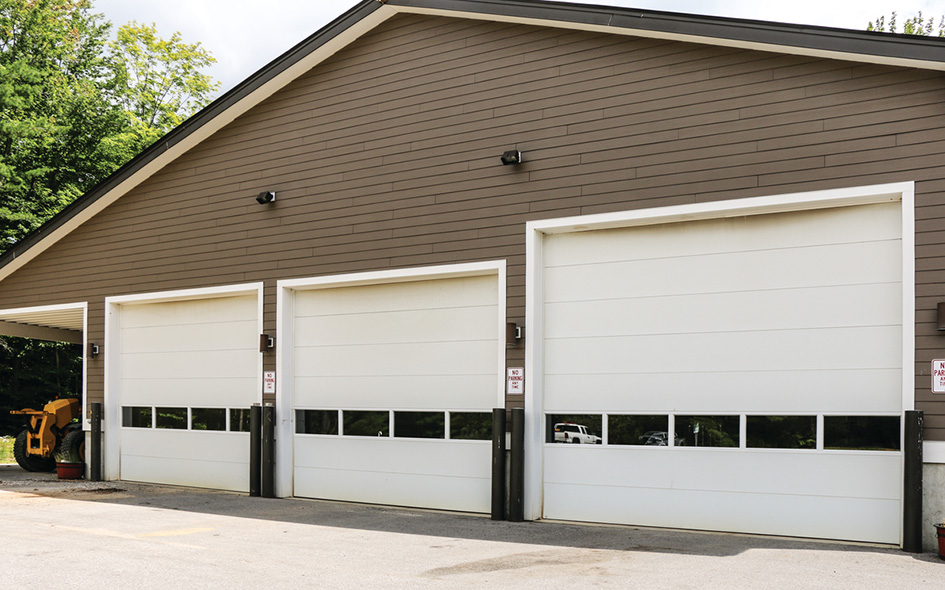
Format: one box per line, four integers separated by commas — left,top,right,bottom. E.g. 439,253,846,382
103,282,264,481
275,260,508,498
524,182,915,522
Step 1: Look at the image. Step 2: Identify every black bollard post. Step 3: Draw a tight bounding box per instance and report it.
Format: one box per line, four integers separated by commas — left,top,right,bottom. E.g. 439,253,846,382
509,407,525,522
902,410,923,553
90,402,102,482
261,404,275,498
250,405,262,497
491,408,507,520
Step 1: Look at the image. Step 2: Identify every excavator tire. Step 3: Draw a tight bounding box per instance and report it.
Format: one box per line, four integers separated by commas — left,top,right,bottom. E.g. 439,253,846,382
60,429,86,463
13,430,56,472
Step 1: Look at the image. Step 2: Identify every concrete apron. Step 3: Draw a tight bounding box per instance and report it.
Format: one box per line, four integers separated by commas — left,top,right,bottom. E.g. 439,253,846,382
1,464,943,589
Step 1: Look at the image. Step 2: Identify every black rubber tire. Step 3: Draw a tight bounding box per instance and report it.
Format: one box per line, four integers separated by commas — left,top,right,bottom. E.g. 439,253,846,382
13,430,56,472
571,438,581,444
60,429,86,463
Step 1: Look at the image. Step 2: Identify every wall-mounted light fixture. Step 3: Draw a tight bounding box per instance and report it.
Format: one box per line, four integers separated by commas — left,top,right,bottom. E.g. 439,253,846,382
256,191,276,204
500,150,523,165
88,343,99,358
937,302,945,331
506,322,523,347
259,333,275,353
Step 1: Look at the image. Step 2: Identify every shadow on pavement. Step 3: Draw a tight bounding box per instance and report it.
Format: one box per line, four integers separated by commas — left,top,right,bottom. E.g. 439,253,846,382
0,464,936,562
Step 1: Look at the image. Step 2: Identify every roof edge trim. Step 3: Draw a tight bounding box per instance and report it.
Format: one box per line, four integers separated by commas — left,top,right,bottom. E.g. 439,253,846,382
388,0,945,71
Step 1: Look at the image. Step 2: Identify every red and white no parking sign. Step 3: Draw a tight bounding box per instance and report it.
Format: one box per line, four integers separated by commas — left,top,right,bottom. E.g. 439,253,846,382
932,360,945,394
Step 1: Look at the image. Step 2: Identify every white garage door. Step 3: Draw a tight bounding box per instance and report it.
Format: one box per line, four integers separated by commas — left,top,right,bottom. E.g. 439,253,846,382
291,274,500,512
118,294,259,491
540,202,903,543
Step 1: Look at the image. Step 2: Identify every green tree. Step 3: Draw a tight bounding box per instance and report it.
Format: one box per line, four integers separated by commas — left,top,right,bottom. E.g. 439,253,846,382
869,11,945,35
0,0,122,245
0,1,219,248
107,20,219,160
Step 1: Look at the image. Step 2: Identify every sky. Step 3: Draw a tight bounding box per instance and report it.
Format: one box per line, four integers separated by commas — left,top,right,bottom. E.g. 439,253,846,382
92,0,945,95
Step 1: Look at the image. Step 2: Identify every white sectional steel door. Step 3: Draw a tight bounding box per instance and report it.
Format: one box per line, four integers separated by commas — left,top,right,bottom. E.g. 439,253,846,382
538,201,905,544
117,294,259,492
289,272,501,512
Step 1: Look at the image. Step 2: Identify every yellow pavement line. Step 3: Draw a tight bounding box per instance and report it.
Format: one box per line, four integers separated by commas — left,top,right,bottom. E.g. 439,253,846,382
50,524,210,549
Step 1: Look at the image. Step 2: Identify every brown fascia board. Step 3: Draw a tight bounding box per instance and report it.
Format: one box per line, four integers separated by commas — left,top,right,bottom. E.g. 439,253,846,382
3,0,944,274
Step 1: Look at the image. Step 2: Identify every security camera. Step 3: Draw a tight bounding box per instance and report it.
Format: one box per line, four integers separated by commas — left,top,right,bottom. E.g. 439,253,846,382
500,150,523,165
256,191,276,204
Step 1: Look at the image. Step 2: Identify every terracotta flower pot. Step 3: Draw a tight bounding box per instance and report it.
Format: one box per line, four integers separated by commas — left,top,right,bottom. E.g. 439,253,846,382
56,462,84,480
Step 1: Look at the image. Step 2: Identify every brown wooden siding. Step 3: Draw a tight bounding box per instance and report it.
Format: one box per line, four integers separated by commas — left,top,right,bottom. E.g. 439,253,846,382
1,14,944,436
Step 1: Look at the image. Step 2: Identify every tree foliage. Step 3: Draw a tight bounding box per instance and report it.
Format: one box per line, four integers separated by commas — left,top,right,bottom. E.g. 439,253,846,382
108,20,218,161
0,0,219,248
0,0,119,246
868,11,945,36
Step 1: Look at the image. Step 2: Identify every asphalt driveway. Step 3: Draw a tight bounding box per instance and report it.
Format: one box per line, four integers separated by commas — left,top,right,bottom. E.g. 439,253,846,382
0,464,942,589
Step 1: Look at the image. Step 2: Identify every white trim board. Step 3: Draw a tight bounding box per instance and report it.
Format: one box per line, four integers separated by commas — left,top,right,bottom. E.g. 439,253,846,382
105,282,265,305
523,181,915,523
275,260,507,498
926,441,945,464
278,260,506,291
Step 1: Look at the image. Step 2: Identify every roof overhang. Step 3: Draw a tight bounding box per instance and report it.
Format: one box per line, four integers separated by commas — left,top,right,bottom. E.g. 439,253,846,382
0,303,85,343
1,0,943,284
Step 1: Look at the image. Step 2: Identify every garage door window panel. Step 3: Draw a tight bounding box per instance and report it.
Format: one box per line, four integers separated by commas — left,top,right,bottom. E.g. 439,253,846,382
449,412,492,440
608,415,671,446
296,410,339,435
546,414,602,444
746,415,816,449
229,408,252,432
122,406,152,428
191,408,226,431
824,416,901,451
676,415,739,447
155,407,188,429
394,411,445,439
343,410,390,437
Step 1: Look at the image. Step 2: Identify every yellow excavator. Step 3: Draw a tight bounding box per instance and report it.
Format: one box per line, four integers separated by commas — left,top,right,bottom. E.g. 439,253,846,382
10,398,84,472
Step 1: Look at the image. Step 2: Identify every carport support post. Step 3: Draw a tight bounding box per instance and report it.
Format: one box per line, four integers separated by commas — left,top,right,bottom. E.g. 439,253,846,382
491,408,507,520
89,402,102,482
902,410,923,553
249,405,261,497
509,407,525,522
262,404,276,498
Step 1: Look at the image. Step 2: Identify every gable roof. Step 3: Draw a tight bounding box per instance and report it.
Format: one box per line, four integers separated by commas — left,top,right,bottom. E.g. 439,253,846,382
2,0,944,281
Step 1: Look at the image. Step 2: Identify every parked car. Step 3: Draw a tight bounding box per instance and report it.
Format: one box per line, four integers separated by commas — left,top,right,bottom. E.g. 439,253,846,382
553,422,601,444
639,431,686,446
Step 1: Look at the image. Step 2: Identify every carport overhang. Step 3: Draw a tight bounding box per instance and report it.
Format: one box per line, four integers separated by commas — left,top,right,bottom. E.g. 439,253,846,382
0,303,85,344
0,302,89,428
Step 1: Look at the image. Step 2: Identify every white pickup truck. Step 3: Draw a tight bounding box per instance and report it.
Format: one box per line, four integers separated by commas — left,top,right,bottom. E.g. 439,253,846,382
553,422,601,444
